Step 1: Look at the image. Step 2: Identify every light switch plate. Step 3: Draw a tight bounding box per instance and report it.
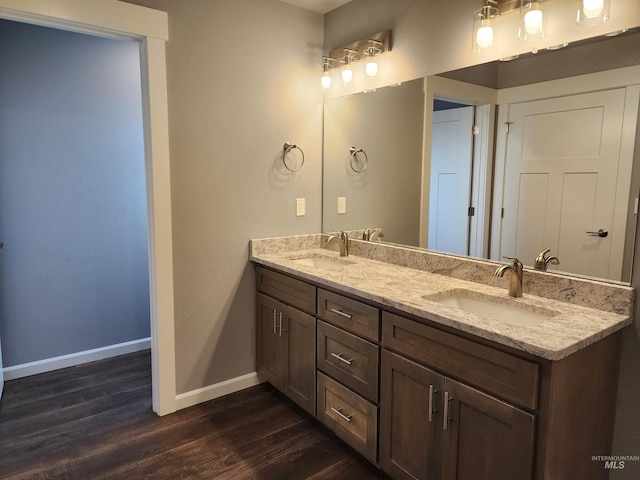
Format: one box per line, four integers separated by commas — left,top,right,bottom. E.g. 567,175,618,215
338,197,346,214
296,198,305,216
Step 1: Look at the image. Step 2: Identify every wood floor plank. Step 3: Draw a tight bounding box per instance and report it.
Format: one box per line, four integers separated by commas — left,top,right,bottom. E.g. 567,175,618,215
25,395,306,478
0,350,387,479
0,373,151,438
2,350,151,401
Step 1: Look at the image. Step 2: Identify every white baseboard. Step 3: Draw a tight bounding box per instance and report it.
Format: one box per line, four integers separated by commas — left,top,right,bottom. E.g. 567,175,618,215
2,337,151,381
175,372,261,411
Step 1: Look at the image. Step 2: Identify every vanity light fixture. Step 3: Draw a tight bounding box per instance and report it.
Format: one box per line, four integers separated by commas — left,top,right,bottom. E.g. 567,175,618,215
341,49,357,85
473,0,499,53
363,39,383,79
519,0,546,41
321,56,335,92
320,30,391,91
577,0,610,25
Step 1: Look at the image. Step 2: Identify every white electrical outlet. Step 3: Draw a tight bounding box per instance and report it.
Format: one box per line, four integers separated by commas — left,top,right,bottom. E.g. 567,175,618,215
296,198,305,216
338,197,346,214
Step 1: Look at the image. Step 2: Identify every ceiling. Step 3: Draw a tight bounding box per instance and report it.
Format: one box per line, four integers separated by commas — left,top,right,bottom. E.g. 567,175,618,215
279,0,352,14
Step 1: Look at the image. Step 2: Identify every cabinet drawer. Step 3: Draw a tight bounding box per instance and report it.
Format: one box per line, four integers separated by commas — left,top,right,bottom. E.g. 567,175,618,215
382,311,539,410
317,372,378,463
317,320,379,403
318,289,379,341
255,266,316,315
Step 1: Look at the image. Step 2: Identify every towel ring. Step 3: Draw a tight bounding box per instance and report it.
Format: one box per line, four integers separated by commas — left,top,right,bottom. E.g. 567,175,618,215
283,142,305,172
349,147,368,173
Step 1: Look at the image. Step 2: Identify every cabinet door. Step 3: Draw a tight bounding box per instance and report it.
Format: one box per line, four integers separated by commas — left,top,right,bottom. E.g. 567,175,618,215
256,293,283,388
380,350,444,480
441,378,535,480
282,305,316,415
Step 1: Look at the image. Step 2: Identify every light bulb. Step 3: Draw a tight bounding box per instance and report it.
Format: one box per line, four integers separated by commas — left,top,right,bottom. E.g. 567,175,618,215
476,26,494,48
524,9,543,34
582,0,604,18
342,67,353,84
321,72,331,91
365,61,378,78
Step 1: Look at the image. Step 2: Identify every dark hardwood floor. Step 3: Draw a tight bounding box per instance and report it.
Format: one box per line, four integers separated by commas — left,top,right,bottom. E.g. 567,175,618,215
0,350,387,479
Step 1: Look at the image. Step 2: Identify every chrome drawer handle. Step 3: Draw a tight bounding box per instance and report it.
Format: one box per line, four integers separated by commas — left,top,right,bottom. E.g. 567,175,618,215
278,312,287,337
330,352,353,365
443,392,453,431
330,407,352,423
330,308,353,319
273,310,278,334
428,385,438,423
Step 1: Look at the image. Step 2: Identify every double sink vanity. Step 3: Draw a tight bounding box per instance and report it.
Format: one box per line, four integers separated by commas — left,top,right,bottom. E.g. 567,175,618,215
250,233,633,480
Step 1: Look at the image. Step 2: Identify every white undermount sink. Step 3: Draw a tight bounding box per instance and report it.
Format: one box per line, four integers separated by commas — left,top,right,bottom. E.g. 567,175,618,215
288,253,355,270
425,289,559,327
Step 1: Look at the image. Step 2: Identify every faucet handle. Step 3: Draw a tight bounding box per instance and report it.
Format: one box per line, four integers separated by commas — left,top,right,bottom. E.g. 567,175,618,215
535,248,551,260
502,255,523,268
534,248,559,270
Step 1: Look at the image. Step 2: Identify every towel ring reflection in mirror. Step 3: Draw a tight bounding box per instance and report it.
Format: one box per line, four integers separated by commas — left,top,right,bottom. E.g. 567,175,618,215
282,142,305,172
349,147,368,173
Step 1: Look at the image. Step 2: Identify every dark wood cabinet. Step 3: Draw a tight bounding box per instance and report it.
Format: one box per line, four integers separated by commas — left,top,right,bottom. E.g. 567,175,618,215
317,372,378,463
256,292,316,415
379,350,535,480
441,378,535,480
256,293,283,387
315,292,382,461
382,311,538,410
380,350,444,480
254,264,622,480
317,320,379,402
318,288,380,341
281,303,316,414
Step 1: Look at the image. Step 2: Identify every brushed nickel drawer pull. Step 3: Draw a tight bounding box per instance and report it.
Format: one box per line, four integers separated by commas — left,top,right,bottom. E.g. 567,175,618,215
273,310,278,334
330,407,352,423
443,392,453,431
428,385,437,423
330,308,353,319
278,312,287,337
330,352,354,365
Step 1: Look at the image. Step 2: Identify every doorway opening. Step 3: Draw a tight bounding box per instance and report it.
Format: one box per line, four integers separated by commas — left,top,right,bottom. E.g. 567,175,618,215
0,20,151,387
0,1,175,415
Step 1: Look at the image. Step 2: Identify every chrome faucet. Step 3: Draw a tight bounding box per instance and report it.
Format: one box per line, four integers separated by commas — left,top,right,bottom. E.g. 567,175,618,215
328,231,349,257
494,256,523,298
362,226,384,242
534,248,559,271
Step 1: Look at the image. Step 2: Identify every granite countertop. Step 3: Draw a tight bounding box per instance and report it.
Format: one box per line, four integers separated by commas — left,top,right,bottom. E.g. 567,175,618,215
250,246,632,361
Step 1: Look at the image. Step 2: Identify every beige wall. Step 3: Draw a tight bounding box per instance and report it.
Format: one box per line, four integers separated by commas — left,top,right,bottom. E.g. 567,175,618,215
167,0,323,394
124,0,324,394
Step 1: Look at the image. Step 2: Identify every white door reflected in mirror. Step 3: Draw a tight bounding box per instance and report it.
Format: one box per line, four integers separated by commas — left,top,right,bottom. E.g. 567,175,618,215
429,106,474,257
497,88,635,281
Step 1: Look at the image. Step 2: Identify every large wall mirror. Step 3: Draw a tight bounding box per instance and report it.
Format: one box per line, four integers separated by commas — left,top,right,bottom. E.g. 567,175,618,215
322,29,640,284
